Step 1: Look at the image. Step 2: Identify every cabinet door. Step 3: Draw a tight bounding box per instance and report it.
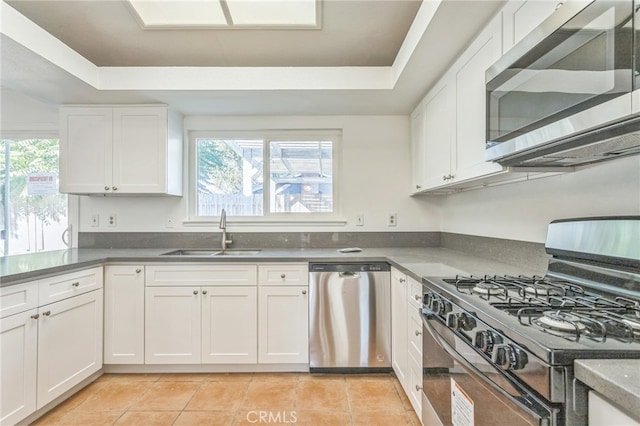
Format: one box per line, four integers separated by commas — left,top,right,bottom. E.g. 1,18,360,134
391,268,408,388
37,290,103,409
0,309,38,425
453,15,504,182
59,107,113,194
423,79,455,188
502,0,560,52
258,286,308,364
145,286,201,364
104,265,145,364
112,106,168,194
410,102,427,193
202,286,257,364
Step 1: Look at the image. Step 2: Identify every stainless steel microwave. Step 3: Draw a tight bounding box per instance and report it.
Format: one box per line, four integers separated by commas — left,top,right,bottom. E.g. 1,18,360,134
485,0,640,167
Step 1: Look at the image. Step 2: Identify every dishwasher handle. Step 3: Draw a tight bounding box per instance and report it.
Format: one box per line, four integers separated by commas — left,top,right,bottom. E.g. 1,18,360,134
338,271,361,279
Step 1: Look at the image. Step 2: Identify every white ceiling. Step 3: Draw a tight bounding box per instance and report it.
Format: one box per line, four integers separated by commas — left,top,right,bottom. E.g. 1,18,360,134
0,0,506,115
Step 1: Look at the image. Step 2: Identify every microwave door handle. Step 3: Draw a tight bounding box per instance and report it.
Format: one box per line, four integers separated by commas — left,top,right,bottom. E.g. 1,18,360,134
421,314,549,422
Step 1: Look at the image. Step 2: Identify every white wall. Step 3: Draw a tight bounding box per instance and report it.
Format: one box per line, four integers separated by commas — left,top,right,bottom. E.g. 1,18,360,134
1,88,59,135
438,155,640,243
78,115,442,233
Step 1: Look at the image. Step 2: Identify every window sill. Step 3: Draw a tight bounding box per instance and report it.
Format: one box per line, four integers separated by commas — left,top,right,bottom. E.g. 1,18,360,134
183,217,347,227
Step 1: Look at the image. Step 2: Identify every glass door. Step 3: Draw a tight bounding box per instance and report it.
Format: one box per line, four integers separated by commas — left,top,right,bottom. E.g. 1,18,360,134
1,138,69,256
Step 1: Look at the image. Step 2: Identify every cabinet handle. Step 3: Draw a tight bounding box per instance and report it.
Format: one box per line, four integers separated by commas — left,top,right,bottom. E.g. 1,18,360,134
31,314,40,320
104,186,110,191
302,290,307,295
42,311,51,316
202,290,208,295
280,273,286,279
416,385,423,392
555,1,564,11
112,186,118,191
415,330,422,336
71,282,80,287
193,290,199,295
135,268,142,274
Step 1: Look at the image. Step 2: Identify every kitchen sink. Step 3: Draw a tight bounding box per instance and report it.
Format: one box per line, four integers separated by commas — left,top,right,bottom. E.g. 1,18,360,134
161,249,262,256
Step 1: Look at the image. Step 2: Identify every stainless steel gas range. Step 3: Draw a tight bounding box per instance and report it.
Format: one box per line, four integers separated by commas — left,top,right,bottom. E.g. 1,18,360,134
420,217,640,426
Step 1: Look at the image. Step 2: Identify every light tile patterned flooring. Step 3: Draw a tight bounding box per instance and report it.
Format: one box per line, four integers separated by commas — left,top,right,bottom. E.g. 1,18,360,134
31,373,421,426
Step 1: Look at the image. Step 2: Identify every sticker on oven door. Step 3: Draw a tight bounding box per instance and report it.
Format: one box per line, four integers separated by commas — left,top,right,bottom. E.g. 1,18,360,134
451,378,474,426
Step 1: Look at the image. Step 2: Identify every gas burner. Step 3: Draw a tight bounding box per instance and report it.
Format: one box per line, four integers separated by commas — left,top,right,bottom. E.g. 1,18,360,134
523,285,562,297
472,281,503,296
536,311,586,333
622,318,640,331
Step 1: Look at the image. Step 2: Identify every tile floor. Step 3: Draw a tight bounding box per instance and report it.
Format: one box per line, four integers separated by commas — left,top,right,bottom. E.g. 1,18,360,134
31,373,421,426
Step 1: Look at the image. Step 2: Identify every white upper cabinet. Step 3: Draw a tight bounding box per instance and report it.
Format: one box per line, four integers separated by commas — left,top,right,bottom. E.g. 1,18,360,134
60,105,183,196
452,13,504,182
412,15,503,193
502,0,561,52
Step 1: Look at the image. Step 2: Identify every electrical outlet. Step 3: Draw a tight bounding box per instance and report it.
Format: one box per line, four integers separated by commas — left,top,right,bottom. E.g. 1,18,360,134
166,216,175,228
108,214,117,227
387,213,397,227
355,214,364,226
90,214,99,227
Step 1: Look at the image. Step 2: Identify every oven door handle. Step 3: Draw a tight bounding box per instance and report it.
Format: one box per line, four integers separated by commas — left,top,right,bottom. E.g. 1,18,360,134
421,313,548,422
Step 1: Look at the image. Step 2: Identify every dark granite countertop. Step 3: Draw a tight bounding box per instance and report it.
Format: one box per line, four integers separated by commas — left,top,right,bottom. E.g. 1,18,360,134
0,246,540,286
575,359,640,421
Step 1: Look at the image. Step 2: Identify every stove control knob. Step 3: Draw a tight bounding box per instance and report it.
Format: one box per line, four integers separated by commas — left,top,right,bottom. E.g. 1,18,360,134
492,344,528,371
474,331,503,354
446,312,477,331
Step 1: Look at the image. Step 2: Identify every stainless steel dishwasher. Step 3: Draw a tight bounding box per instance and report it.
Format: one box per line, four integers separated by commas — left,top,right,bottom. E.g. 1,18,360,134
309,263,391,372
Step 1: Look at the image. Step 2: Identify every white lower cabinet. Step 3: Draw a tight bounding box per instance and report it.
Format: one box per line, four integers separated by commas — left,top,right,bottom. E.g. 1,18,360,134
145,285,258,364
0,308,38,425
257,286,308,364
391,268,408,388
391,268,423,419
104,265,145,364
1,269,103,425
37,289,103,408
145,286,202,364
202,286,257,364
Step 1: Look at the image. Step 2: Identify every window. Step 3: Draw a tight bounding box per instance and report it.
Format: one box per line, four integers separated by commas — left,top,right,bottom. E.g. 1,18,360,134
190,131,339,221
0,138,70,255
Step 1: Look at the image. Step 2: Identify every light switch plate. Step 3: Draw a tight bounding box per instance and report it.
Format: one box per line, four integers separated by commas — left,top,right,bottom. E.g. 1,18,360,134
90,214,99,227
356,214,364,226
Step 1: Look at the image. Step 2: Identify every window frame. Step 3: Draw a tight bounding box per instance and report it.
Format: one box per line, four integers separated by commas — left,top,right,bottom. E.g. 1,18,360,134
186,129,344,225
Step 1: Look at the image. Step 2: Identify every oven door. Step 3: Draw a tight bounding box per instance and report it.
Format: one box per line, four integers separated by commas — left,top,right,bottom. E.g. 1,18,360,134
421,312,558,426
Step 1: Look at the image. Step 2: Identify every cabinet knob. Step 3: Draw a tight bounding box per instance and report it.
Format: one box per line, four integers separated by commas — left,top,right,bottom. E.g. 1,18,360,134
42,311,51,316
443,175,448,181
399,278,406,283
104,186,110,191
136,268,142,274
415,185,421,190
202,290,208,295
193,290,199,295
414,295,421,301
416,385,423,392
302,290,307,295
31,314,40,320
280,273,286,279
555,1,564,11
415,330,422,336
72,282,80,287
112,186,118,191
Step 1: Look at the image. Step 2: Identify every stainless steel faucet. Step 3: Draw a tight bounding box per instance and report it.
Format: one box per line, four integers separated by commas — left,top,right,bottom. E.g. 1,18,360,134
219,208,232,250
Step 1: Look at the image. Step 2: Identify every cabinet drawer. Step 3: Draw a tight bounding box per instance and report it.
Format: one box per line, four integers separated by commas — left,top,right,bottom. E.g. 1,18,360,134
0,281,39,319
408,354,423,415
258,264,308,286
38,267,103,306
146,264,257,286
408,307,423,363
407,277,423,308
